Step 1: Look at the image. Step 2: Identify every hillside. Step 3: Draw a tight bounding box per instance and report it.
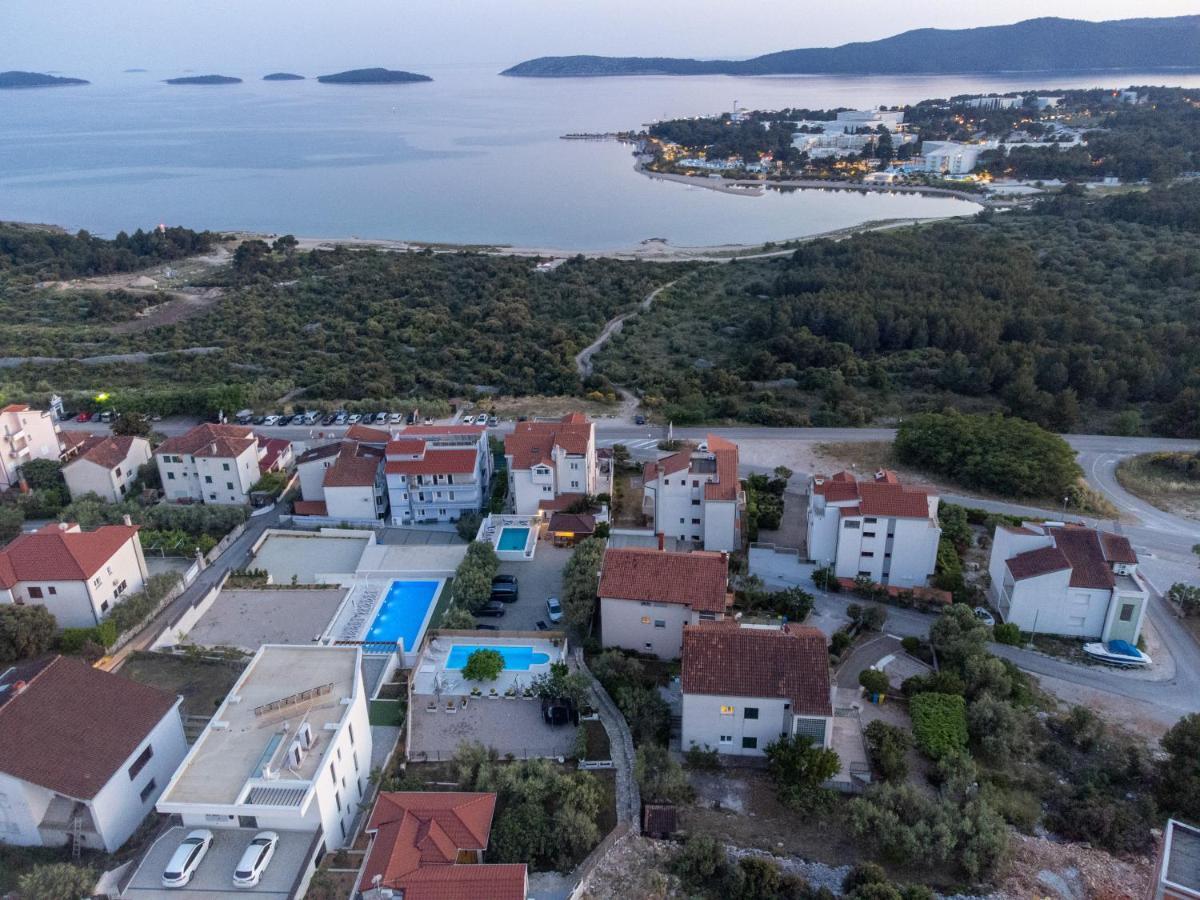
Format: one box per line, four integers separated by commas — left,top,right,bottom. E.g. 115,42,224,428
164,75,242,85
502,15,1200,76
316,67,432,84
0,71,89,88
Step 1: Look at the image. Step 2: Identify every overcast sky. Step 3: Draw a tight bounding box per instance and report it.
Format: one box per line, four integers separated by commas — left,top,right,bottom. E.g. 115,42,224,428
3,1,1194,74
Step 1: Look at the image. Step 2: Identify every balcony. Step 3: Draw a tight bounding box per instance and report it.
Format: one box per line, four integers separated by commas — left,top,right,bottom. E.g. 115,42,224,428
38,796,101,848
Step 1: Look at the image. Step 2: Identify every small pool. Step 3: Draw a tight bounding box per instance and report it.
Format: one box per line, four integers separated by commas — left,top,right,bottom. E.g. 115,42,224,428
446,644,551,671
365,580,441,651
497,527,530,552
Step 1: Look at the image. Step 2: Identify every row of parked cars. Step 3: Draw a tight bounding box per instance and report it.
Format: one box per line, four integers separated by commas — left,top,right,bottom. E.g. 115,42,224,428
472,575,562,628
162,829,277,889
233,410,432,428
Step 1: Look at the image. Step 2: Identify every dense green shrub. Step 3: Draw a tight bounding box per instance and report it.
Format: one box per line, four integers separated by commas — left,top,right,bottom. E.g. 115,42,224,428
858,668,890,696
764,734,841,811
910,693,968,760
0,604,57,663
461,649,505,682
992,622,1021,645
863,720,912,782
451,541,499,612
562,537,605,630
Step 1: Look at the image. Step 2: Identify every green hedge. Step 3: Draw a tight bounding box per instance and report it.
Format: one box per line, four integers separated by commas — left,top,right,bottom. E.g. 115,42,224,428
59,621,117,652
910,692,968,760
993,622,1022,645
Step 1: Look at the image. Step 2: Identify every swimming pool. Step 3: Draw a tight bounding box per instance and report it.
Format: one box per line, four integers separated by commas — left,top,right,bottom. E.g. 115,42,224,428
445,644,551,671
365,580,441,651
497,527,530,552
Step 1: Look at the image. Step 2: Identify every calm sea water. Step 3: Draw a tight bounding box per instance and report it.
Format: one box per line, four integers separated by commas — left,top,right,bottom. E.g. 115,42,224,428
3,66,1199,250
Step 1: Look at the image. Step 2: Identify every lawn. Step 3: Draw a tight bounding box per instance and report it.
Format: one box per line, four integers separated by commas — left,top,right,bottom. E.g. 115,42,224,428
119,651,246,717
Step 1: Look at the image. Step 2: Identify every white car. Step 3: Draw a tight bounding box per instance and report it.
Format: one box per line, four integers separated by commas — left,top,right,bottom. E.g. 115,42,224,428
462,414,476,425
973,607,996,627
162,829,213,888
233,831,279,889
389,412,404,424
347,413,361,424
262,415,280,427
546,597,563,623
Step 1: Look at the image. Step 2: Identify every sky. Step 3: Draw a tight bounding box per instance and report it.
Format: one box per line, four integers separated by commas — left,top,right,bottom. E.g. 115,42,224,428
2,0,1196,75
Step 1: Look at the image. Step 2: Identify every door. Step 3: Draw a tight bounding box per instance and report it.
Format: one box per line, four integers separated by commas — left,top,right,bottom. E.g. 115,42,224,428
1105,598,1142,644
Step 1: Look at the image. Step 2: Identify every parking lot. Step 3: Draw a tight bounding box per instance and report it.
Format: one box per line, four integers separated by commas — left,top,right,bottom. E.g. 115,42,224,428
484,541,571,631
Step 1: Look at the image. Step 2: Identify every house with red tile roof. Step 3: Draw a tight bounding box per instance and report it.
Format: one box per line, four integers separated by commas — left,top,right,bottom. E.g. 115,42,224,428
295,441,387,521
385,424,491,525
0,656,186,853
154,423,263,505
807,470,941,589
61,435,151,503
642,436,743,552
505,413,597,515
356,792,527,900
0,404,62,491
988,522,1148,644
681,621,833,757
0,522,148,628
598,547,730,658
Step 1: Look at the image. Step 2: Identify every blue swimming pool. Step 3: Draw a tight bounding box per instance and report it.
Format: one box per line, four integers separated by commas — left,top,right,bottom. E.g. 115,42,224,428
365,580,441,651
497,527,530,552
446,644,551,671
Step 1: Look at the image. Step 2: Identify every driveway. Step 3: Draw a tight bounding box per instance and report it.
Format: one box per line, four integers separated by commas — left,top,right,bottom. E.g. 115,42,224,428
488,542,571,631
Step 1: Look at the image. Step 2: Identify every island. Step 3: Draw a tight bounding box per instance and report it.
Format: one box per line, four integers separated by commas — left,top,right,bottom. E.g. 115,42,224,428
316,67,432,84
0,70,89,89
502,14,1200,77
123,68,148,73
164,74,243,85
263,72,305,81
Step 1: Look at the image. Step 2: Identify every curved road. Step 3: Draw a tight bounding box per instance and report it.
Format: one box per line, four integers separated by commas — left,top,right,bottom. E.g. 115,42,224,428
575,280,678,379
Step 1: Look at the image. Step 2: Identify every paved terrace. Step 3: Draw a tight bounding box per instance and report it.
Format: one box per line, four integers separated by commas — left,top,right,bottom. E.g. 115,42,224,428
251,532,370,584
183,588,348,652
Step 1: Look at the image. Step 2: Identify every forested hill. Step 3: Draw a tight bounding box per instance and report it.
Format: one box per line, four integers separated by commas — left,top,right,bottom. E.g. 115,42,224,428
502,15,1200,76
0,225,216,279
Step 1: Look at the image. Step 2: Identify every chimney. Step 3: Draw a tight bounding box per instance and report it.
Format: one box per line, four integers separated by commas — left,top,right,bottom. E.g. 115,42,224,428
657,532,665,552
122,514,133,527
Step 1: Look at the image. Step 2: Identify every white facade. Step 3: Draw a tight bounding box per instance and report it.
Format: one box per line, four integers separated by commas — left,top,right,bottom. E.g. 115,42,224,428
681,692,830,758
62,438,152,503
642,437,741,553
325,476,387,522
922,141,997,175
0,405,62,491
386,428,491,525
505,415,597,516
600,596,721,659
155,425,262,505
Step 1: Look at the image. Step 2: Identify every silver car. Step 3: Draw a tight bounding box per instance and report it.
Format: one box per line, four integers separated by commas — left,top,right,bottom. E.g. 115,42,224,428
546,597,563,623
233,831,279,889
162,829,213,888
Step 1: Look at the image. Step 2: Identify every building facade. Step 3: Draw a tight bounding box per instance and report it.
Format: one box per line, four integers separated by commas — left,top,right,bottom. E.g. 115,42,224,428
505,413,597,515
0,405,62,491
155,423,262,505
385,425,491,525
295,441,387,521
61,435,152,503
642,436,742,552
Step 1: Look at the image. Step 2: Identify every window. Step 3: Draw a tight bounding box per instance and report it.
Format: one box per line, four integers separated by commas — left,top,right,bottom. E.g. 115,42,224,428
720,705,734,716
843,521,860,529
114,467,122,477
793,717,827,743
1120,603,1136,622
644,642,653,650
139,778,157,803
226,482,234,490
330,763,337,784
742,737,758,750
167,472,175,480
223,463,230,471
691,499,701,506
128,745,154,780
348,723,355,746
858,570,871,578
864,517,877,524
699,612,716,621
861,551,874,558
204,475,212,484
93,576,101,587
863,532,876,539
334,791,341,812
691,518,701,525
654,620,666,628
693,480,700,488
100,600,109,612
48,587,56,595
719,734,732,745
679,518,685,524
744,707,759,720
27,587,43,599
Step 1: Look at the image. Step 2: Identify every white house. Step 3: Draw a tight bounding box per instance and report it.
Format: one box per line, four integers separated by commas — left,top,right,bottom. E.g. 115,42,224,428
505,413,596,515
0,404,62,491
0,522,148,628
959,95,1023,110
154,423,262,505
61,435,152,503
385,424,491,525
988,523,1149,644
294,441,386,521
807,470,941,589
0,656,187,853
598,547,730,658
156,644,371,851
681,622,833,757
922,140,997,175
642,436,743,552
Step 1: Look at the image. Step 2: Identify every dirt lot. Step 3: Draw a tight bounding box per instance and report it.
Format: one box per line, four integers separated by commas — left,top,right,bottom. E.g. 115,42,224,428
1116,453,1200,521
119,651,245,717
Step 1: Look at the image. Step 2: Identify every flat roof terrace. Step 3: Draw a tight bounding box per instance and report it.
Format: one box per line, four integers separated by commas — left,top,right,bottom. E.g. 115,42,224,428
160,646,360,807
252,532,370,584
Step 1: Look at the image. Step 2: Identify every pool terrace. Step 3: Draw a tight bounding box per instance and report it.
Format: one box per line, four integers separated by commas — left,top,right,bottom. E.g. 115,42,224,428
323,577,446,662
411,632,567,699
475,513,540,561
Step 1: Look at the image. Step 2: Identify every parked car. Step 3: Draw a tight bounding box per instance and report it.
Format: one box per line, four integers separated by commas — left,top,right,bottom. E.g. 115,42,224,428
277,415,293,426
490,590,519,605
75,411,91,422
375,412,389,424
475,624,499,631
476,601,506,618
487,415,498,427
162,829,214,888
634,415,646,425
490,582,519,603
389,412,404,424
546,597,563,623
334,412,348,425
252,415,267,426
492,574,518,587
262,415,280,426
232,831,278,889
535,620,549,631
347,414,361,424
98,411,114,423
973,607,996,627
423,417,434,425
322,413,337,426
462,414,475,425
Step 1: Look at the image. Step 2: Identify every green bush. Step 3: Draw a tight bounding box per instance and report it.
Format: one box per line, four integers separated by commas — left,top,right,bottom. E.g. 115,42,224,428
59,621,117,653
829,629,852,658
900,636,922,654
106,572,182,635
910,692,968,760
992,622,1021,645
0,604,57,663
461,648,505,682
451,541,499,612
863,720,912,782
858,668,890,696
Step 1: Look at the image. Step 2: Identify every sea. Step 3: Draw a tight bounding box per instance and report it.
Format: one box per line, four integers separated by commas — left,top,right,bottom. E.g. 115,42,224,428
3,65,1200,251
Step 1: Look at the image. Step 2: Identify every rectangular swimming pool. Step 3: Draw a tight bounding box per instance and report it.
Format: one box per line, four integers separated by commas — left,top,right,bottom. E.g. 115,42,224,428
365,580,442,651
497,527,530,552
446,644,551,671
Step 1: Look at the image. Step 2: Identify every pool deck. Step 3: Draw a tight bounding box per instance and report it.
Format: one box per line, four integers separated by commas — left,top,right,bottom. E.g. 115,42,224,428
475,514,541,562
411,634,566,697
324,577,445,657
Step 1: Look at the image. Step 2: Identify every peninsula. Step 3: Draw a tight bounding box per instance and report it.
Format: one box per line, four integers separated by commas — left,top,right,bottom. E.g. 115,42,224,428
316,67,432,84
0,70,89,88
164,74,242,85
263,72,305,81
502,14,1200,77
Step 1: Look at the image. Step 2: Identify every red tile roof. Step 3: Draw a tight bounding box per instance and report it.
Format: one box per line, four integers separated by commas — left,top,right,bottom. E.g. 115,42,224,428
704,435,739,502
256,437,292,472
66,435,143,471
682,623,833,717
292,500,328,516
385,449,478,477
1,404,31,413
813,476,860,502
1048,526,1118,590
346,423,392,444
59,430,101,458
0,523,140,588
0,656,177,799
548,512,596,534
156,423,255,459
598,548,729,614
537,492,585,512
997,524,1041,536
1006,545,1072,581
296,441,346,465
362,792,526,900
400,424,486,437
505,414,592,470
642,450,691,482
1099,531,1138,565
323,446,383,488
813,470,932,518
386,438,428,457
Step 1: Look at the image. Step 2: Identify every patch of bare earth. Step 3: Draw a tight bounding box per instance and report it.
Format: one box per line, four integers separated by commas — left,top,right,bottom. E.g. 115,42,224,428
110,287,225,334
1116,454,1200,522
578,834,681,900
1000,833,1153,900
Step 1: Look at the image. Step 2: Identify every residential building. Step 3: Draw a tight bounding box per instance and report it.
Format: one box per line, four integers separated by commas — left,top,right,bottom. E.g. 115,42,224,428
294,441,386,521
345,422,393,446
0,405,62,491
1149,818,1200,899
505,413,597,515
922,140,997,175
154,423,262,505
356,792,527,900
681,621,833,757
385,424,491,524
157,645,371,851
598,547,730,658
0,656,186,853
61,435,151,503
642,436,743,552
0,522,148,628
988,523,1149,644
807,470,941,589
959,95,1023,110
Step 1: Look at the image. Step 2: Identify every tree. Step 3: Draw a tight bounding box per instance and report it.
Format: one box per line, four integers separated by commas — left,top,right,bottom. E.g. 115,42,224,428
452,541,499,612
1167,582,1200,616
764,734,840,811
530,661,591,707
635,743,695,804
19,458,64,492
0,504,23,544
1159,713,1200,821
930,604,991,673
461,648,505,682
272,234,299,253
562,537,605,631
17,863,95,900
858,668,890,696
439,605,477,630
0,604,57,663
863,720,911,782
111,413,152,437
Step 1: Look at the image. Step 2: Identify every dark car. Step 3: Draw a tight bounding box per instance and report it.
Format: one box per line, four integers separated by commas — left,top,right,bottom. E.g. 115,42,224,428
476,601,506,618
492,574,518,587
634,415,646,425
322,413,337,426
474,624,500,631
490,582,519,603
252,415,266,426
278,415,294,426
490,591,519,605
535,620,549,631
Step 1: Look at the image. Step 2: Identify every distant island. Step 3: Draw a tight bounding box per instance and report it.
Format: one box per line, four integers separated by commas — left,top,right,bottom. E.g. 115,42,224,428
263,72,305,81
123,68,148,73
0,70,89,89
164,74,242,85
316,67,432,84
502,15,1200,77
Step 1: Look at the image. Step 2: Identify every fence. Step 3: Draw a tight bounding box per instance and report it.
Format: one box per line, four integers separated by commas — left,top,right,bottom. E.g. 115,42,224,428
204,520,247,566
109,563,199,653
